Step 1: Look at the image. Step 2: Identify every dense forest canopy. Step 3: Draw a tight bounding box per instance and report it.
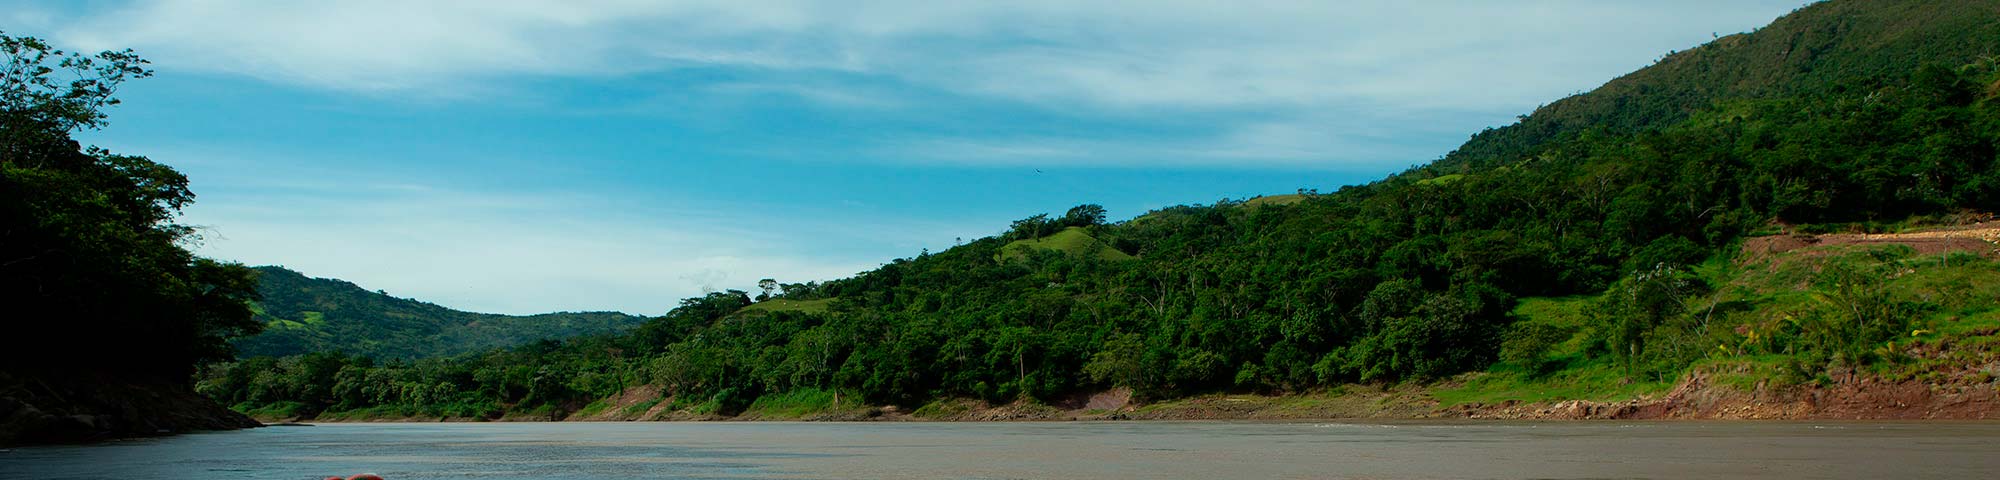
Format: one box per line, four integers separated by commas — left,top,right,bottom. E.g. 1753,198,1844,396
1,32,261,380
1440,0,2000,172
198,0,2000,420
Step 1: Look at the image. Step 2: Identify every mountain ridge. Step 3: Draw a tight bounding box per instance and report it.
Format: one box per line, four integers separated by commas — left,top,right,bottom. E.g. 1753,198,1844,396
1440,0,2000,171
237,266,646,359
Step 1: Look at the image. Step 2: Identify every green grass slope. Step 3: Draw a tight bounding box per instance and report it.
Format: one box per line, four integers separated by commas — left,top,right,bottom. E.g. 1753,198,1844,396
736,298,833,315
996,227,1135,262
1243,194,1305,207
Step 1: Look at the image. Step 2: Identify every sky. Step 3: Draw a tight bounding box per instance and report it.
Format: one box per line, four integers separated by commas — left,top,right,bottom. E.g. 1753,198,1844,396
6,0,1810,315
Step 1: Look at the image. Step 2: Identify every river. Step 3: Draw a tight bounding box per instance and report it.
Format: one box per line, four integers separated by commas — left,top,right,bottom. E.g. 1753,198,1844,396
4,421,1997,479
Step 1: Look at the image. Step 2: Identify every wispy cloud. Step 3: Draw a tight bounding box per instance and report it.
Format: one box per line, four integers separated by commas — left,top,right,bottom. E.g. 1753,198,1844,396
45,0,1806,168
56,1,1805,111
3,4,55,31
877,105,1486,168
698,81,909,109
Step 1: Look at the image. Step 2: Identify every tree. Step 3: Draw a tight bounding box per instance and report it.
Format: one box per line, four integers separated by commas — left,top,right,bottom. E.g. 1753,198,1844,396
1082,333,1148,393
3,33,149,154
2,31,259,378
1009,214,1055,240
757,278,778,301
1592,264,1704,375
1061,204,1107,227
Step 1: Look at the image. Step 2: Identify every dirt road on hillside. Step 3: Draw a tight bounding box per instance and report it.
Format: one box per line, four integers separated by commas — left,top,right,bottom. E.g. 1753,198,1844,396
1743,222,2000,259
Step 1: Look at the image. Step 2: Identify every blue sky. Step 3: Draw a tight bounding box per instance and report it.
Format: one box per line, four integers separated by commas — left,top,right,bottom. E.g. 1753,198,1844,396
7,1,1808,315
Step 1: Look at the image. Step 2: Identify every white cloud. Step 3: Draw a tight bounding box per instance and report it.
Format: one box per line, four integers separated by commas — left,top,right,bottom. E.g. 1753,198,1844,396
57,0,1806,110
699,81,907,109
878,105,1487,169
45,0,1809,168
3,4,55,31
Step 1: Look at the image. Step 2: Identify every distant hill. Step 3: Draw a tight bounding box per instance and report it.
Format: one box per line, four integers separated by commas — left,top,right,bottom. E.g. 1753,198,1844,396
235,266,645,358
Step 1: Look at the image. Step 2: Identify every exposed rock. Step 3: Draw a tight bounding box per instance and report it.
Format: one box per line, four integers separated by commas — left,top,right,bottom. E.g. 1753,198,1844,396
1083,388,1132,411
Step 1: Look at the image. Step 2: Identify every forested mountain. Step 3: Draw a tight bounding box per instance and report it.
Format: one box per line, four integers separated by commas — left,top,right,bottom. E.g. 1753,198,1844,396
205,0,2000,421
238,266,645,359
1442,0,2000,172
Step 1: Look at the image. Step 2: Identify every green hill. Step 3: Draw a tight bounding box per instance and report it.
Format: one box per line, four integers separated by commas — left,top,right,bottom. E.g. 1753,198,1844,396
997,227,1135,262
1440,0,2000,172
235,266,645,358
205,0,2000,421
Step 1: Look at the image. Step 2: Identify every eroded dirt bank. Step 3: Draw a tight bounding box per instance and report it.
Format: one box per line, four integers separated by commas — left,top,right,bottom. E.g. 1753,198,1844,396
1453,369,2000,420
1742,222,2000,260
274,366,2000,424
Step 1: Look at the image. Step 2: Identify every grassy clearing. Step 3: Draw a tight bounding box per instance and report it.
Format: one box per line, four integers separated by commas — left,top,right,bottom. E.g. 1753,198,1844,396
910,398,978,419
235,401,307,420
738,298,832,315
1414,174,1466,186
997,227,1135,262
311,405,429,421
621,398,661,417
741,389,855,419
262,310,327,330
1511,296,1593,344
1243,194,1304,207
1434,359,1676,406
572,399,611,418
686,396,725,416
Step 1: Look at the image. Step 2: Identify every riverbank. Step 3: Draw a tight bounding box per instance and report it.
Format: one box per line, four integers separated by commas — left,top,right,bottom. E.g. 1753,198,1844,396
254,360,2000,424
1,373,260,447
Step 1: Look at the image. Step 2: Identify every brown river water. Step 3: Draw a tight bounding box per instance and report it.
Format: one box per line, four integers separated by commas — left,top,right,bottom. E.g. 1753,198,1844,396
3,421,1997,479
